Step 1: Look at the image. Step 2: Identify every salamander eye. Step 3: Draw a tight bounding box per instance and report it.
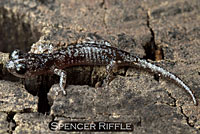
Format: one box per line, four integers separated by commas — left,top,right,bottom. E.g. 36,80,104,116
9,50,23,60
15,64,27,75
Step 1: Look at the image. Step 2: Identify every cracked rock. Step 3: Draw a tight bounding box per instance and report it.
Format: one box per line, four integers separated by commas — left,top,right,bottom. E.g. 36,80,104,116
0,0,199,133
0,81,38,113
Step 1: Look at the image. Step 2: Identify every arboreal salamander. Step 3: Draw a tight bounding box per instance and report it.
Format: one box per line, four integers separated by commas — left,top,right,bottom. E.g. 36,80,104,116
6,41,197,105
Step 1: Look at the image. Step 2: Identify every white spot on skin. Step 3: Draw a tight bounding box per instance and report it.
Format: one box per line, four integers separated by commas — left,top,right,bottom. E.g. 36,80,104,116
15,59,26,63
105,41,111,46
103,49,108,53
86,40,95,44
79,48,84,57
99,48,103,63
113,49,116,57
67,48,72,57
73,49,79,57
6,61,15,69
48,44,54,53
84,47,92,62
16,64,23,69
86,47,92,60
59,50,66,55
11,50,20,59
95,47,100,62
117,60,122,64
75,44,82,47
108,48,112,55
105,58,109,63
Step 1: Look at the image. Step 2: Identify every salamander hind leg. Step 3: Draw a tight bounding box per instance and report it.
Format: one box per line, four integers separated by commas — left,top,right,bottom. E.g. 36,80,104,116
103,60,118,87
53,68,67,95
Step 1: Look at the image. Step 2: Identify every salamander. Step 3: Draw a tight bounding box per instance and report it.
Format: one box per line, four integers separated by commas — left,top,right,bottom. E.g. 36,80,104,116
6,41,197,105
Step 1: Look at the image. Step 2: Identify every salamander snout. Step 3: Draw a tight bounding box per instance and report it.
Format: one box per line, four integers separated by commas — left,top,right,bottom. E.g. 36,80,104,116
6,50,27,78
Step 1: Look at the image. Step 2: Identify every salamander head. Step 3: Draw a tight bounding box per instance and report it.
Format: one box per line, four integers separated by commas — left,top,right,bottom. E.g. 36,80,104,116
6,50,29,78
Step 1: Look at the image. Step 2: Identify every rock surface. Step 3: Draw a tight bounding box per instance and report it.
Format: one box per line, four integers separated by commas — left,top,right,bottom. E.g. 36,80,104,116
0,0,199,133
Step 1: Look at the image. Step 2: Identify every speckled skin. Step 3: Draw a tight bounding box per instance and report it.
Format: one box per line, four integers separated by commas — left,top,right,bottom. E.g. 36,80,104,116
6,42,197,105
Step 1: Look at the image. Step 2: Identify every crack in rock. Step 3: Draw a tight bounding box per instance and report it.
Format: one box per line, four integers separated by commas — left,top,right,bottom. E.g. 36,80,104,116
145,11,164,61
179,106,195,128
100,0,108,34
7,112,16,134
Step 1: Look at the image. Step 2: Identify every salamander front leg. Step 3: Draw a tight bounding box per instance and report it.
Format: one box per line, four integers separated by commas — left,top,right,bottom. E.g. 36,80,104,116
53,68,67,95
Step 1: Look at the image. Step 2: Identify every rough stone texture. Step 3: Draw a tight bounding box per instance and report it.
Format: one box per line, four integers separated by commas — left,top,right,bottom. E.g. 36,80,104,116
0,112,9,134
13,113,53,134
0,0,199,133
0,80,38,112
146,0,200,131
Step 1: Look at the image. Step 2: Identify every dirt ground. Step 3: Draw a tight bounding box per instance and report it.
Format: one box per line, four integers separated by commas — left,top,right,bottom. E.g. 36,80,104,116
0,0,200,133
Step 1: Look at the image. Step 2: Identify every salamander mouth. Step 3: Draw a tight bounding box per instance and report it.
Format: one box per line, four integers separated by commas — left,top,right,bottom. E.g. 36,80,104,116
6,60,26,78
